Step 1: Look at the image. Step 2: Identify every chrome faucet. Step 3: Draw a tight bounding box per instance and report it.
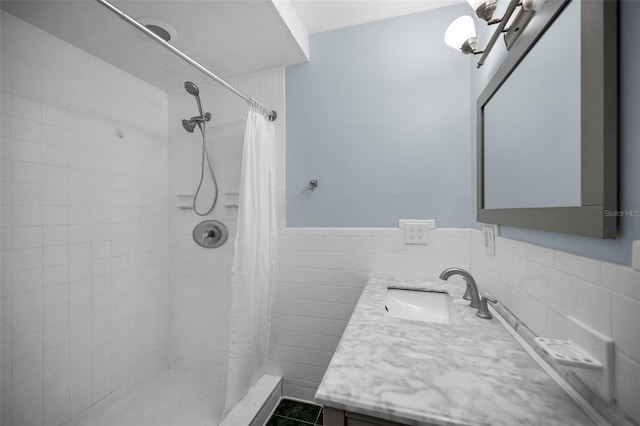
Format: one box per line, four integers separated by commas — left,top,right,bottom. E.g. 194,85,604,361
439,268,481,309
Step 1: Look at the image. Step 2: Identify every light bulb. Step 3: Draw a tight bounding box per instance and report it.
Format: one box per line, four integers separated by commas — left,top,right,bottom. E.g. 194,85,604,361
466,0,486,10
444,16,477,52
466,0,498,21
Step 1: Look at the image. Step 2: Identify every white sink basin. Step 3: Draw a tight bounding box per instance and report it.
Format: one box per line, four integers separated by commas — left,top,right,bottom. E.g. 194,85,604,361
385,288,466,325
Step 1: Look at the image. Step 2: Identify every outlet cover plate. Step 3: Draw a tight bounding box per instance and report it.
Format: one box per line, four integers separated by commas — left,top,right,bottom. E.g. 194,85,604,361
401,220,435,245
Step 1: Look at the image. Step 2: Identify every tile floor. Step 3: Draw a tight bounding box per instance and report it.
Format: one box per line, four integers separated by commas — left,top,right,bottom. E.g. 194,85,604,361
266,398,324,425
77,361,225,426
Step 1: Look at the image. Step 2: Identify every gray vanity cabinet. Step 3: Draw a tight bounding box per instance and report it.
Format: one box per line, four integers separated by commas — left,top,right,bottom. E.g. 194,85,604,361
324,406,437,426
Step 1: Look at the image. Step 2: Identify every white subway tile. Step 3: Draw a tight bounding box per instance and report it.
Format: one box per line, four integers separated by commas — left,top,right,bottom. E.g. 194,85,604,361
42,205,68,226
44,303,68,329
12,205,42,227
41,164,67,186
546,309,569,339
69,296,90,322
13,290,43,316
44,284,68,307
12,95,42,122
601,261,640,301
68,188,91,206
44,322,69,350
12,226,43,249
571,277,612,337
614,351,640,423
495,236,526,257
555,251,601,285
272,298,354,321
91,241,110,259
69,225,91,244
12,138,43,164
525,243,554,266
44,265,69,288
13,330,43,360
42,105,67,128
11,377,44,423
12,116,41,143
42,144,67,167
44,343,69,371
44,382,69,414
12,183,42,205
44,245,68,267
43,226,68,246
13,352,43,387
12,268,43,294
11,247,43,271
68,206,91,225
69,316,91,340
91,258,110,277
69,243,90,263
612,294,640,363
42,124,67,147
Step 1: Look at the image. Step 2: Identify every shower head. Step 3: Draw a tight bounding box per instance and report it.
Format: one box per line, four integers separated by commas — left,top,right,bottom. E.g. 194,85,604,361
182,119,197,133
184,81,199,97
181,113,211,134
184,81,204,117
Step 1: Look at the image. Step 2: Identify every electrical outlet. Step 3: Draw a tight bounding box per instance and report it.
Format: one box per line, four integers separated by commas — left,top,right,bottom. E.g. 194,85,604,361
405,223,430,245
632,240,640,271
482,224,497,255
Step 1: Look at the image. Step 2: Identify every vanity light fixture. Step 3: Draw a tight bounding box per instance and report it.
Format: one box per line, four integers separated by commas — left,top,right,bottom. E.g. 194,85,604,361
467,0,499,22
445,0,537,68
444,16,483,55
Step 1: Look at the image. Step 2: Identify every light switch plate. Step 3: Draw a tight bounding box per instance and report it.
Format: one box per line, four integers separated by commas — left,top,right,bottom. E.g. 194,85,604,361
482,224,497,255
632,240,640,271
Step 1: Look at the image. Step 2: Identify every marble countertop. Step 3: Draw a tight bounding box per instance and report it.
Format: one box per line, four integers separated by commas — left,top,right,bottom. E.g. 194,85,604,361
314,276,595,426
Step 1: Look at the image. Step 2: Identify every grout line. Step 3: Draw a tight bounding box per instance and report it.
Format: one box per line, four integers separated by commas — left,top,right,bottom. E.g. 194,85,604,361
272,413,315,425
313,407,323,425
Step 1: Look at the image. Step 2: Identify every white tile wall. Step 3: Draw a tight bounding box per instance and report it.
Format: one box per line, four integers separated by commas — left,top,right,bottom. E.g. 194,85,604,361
270,228,470,400
167,68,284,380
1,9,636,426
1,12,169,426
470,230,640,424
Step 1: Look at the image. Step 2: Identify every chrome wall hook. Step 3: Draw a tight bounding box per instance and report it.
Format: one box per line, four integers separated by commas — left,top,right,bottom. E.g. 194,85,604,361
308,179,318,191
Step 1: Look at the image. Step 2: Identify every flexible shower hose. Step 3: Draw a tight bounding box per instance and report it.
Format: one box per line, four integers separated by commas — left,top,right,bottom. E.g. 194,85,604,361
193,122,219,216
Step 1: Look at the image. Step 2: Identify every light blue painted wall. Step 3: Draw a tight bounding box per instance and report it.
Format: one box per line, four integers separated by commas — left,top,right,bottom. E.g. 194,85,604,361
286,4,472,228
470,0,640,266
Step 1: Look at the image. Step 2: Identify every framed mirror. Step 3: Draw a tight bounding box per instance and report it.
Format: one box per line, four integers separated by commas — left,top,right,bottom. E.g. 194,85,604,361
476,0,617,238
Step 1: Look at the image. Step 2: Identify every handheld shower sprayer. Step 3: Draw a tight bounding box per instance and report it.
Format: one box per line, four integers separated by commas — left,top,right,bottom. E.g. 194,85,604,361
180,81,218,216
184,81,204,118
181,82,211,134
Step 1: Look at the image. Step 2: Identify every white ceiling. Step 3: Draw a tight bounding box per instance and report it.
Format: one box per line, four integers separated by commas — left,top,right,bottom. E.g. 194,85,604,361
1,0,309,93
1,0,467,94
290,0,465,34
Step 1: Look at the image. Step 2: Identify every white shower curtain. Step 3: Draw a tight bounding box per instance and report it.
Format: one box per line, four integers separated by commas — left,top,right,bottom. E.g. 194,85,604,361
224,106,277,414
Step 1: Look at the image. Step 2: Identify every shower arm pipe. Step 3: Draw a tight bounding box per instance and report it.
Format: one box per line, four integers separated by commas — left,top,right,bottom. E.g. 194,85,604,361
95,0,278,122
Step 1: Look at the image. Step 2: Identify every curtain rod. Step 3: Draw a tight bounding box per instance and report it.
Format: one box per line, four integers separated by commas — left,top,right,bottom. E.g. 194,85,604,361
95,0,278,122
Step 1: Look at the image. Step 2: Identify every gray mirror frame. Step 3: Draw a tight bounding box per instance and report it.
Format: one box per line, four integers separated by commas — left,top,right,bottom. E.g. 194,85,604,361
477,0,618,238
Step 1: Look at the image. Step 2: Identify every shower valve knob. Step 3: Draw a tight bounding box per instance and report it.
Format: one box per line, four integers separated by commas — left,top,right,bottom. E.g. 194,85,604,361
193,220,228,248
202,230,217,244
